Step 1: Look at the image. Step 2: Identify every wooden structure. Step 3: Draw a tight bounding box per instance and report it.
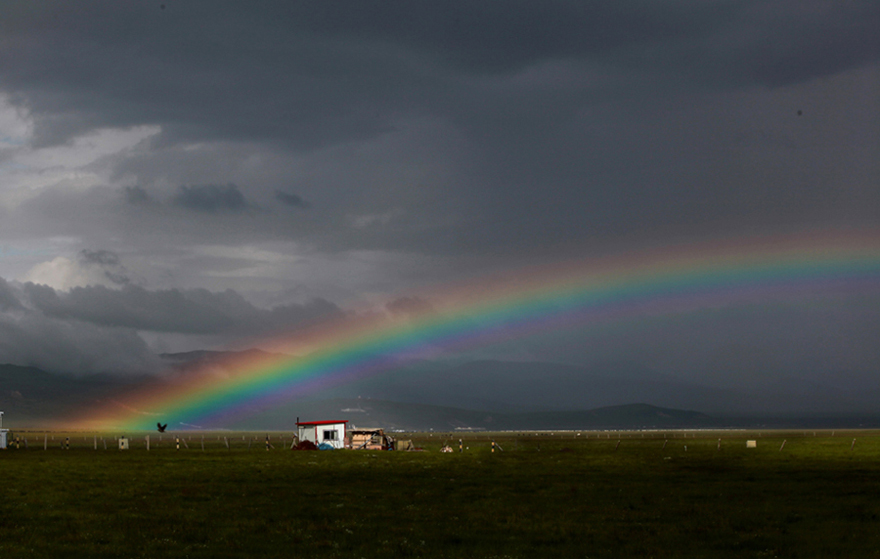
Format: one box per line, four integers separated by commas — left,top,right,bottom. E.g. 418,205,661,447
347,428,394,450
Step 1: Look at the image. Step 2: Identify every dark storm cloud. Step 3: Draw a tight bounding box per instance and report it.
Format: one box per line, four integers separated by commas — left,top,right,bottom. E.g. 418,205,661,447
274,190,310,209
171,184,249,213
2,1,876,149
21,281,343,336
1,0,876,259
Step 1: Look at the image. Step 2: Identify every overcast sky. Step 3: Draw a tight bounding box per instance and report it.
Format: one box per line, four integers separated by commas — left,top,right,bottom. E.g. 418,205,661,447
1,1,878,385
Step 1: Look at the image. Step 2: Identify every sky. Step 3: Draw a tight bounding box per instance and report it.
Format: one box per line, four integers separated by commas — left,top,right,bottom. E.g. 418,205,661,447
1,1,879,401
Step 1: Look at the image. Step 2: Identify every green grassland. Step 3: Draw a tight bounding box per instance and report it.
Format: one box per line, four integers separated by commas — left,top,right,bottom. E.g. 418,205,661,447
2,430,880,558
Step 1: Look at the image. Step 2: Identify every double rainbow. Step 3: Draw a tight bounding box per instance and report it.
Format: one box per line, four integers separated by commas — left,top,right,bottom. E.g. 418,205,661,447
77,231,880,430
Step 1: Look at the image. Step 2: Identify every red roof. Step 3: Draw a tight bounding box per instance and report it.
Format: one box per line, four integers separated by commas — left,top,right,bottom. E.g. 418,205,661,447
296,420,348,426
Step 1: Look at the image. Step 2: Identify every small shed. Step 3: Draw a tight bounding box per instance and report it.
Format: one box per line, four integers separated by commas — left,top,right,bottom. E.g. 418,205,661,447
296,420,348,450
348,428,395,450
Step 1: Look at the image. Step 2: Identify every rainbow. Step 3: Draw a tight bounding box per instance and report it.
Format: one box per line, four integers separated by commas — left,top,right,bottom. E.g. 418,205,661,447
76,230,880,430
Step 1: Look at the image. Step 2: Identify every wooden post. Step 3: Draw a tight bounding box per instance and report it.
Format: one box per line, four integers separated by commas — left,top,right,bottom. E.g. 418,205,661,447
224,436,229,450
94,436,97,450
146,435,150,451
851,438,856,450
103,438,107,450
779,440,786,451
201,436,205,451
662,440,668,450
182,438,189,449
44,434,47,451
265,435,270,451
615,440,621,451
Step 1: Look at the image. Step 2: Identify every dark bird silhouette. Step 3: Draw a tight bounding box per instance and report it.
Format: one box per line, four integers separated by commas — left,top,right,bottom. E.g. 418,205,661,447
157,423,167,433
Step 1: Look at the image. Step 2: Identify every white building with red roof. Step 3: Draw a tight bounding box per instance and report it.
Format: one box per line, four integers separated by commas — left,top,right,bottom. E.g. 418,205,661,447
296,419,348,450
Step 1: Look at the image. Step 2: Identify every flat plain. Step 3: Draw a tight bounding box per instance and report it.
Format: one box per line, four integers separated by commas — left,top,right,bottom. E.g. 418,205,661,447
2,430,880,558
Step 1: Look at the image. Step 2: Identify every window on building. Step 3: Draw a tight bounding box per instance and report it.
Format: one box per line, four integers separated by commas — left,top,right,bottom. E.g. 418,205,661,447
323,430,337,441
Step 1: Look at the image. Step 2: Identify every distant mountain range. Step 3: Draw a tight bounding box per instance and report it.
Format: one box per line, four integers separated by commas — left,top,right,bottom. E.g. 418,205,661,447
2,349,879,430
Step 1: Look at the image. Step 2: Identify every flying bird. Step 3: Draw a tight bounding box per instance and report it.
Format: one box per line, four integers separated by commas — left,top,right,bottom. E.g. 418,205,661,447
157,423,168,433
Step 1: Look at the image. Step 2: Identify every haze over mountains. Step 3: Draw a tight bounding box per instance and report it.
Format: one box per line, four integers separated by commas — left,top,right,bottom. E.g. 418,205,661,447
2,349,878,431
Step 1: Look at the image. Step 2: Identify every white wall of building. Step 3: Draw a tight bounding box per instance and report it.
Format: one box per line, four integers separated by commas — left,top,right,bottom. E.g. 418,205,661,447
297,422,347,449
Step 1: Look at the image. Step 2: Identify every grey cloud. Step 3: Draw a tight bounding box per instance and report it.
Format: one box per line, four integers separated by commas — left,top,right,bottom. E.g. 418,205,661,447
123,185,153,206
22,282,343,336
79,249,119,266
0,279,160,375
78,249,130,285
0,276,345,374
386,296,435,319
0,277,24,311
171,184,249,213
0,312,160,375
274,190,310,209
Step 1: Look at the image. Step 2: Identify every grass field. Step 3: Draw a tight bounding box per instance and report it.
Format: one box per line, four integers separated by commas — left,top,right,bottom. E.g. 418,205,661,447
2,430,880,558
